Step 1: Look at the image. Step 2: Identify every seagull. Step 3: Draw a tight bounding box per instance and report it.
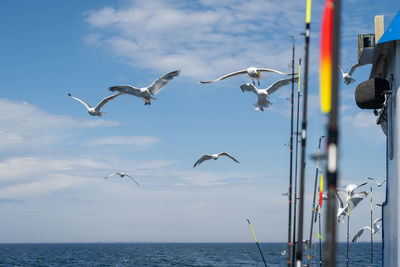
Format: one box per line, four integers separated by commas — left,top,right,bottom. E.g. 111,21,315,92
336,191,368,223
67,90,127,117
240,77,299,111
352,218,382,242
109,70,180,105
193,152,239,168
368,177,387,187
105,172,139,186
338,64,361,85
336,182,367,200
282,191,289,197
281,250,287,256
199,67,293,86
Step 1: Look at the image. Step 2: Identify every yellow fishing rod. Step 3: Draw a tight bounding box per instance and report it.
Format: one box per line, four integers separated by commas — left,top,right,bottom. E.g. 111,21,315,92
246,219,267,267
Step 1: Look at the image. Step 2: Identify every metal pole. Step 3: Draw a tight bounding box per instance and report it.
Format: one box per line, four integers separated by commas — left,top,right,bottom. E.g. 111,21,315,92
246,219,268,267
325,0,341,266
370,187,373,264
292,57,301,266
287,35,295,267
308,135,325,264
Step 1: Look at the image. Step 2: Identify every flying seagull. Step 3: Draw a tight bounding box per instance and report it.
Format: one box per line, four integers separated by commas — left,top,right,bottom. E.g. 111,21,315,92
199,67,293,86
109,70,180,105
105,172,139,186
193,152,239,168
336,182,367,200
68,90,127,117
352,218,382,242
336,191,368,223
338,64,361,85
240,77,299,111
368,177,387,187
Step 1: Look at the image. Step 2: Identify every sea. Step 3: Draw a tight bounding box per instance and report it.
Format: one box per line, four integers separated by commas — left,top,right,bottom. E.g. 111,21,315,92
0,242,381,266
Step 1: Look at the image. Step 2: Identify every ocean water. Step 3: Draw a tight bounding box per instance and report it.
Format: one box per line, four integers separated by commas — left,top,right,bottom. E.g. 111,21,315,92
0,242,381,266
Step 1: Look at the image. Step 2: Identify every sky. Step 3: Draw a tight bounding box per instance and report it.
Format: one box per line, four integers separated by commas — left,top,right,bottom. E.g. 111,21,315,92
0,0,398,244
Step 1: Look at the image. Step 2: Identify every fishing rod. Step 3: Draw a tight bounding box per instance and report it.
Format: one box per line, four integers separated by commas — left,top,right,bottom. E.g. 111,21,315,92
322,0,341,266
346,196,350,267
370,187,373,264
291,57,301,267
294,0,312,265
318,183,323,267
307,135,325,264
246,219,268,267
287,35,295,267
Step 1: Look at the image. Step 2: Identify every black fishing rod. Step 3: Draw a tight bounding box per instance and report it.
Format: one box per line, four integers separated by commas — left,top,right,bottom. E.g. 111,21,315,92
287,35,295,267
325,0,341,266
246,219,268,267
346,198,350,267
370,187,373,264
318,186,322,267
294,0,312,264
307,135,325,264
291,58,301,266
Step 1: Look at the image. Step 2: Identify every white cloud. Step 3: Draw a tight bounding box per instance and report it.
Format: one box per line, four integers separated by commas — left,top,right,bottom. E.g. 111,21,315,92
85,0,305,80
86,135,160,148
0,174,90,199
0,98,118,152
342,111,385,142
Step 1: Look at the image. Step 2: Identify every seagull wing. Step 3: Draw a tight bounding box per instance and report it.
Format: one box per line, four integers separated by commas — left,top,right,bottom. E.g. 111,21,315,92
94,90,127,111
373,218,382,225
349,191,368,210
368,177,378,185
199,69,247,83
109,85,142,98
68,93,92,110
348,63,361,76
240,83,259,95
256,68,293,76
125,174,140,186
337,65,345,76
356,182,368,190
265,77,299,95
148,70,180,95
105,172,117,179
352,226,371,242
336,188,346,201
193,154,213,168
378,179,387,187
218,152,240,163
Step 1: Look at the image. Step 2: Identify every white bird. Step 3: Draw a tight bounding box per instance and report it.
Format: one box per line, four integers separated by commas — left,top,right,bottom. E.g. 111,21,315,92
200,67,293,86
281,250,287,256
240,77,299,111
368,177,387,187
105,172,139,186
336,182,367,200
282,191,289,197
337,64,361,85
68,90,127,117
193,152,240,168
336,191,368,223
352,218,382,242
109,70,180,105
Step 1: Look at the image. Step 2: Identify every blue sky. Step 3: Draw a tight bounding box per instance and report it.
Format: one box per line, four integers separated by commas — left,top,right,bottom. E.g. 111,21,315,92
0,0,398,243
